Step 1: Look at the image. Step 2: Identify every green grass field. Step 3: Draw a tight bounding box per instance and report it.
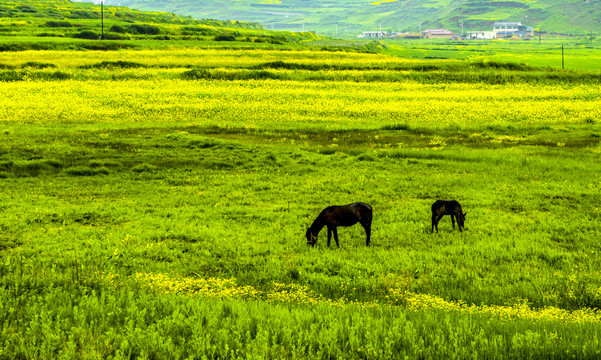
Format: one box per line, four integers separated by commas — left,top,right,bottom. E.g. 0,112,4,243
1,41,601,358
2,1,601,356
383,39,601,71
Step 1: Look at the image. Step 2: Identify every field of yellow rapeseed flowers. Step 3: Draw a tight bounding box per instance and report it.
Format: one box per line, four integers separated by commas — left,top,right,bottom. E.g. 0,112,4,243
1,78,600,129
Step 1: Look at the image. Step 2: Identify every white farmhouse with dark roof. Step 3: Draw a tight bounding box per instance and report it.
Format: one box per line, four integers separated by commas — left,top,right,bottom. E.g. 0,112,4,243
493,22,534,38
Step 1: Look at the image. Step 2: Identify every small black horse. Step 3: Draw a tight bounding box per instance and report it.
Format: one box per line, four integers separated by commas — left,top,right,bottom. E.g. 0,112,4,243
431,200,466,233
306,202,372,247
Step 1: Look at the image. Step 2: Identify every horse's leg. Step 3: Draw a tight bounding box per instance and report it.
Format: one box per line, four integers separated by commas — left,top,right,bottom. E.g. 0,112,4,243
431,214,437,233
361,218,372,246
451,214,456,229
327,227,332,247
333,227,339,247
435,214,444,233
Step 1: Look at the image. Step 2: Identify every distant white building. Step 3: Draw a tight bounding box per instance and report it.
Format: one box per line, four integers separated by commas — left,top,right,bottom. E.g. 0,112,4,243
493,22,534,38
466,31,495,40
464,22,534,40
360,31,387,38
493,22,522,34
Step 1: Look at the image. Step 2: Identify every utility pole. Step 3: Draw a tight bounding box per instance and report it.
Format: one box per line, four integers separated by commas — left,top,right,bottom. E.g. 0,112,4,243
562,44,564,70
101,0,104,40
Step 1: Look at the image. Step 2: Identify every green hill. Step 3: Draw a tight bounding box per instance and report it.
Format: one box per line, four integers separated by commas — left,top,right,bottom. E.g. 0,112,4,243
91,0,601,37
0,0,264,29
0,0,332,50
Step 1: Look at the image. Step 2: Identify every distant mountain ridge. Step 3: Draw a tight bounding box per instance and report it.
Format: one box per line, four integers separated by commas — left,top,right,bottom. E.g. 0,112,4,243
90,0,601,37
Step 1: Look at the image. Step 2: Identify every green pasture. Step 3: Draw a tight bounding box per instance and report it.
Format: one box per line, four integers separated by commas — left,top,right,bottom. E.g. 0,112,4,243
383,39,601,71
1,1,601,356
1,44,601,358
2,3,601,355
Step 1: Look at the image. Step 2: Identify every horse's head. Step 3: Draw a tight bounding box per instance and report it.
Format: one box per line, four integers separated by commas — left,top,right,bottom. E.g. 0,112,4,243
306,228,318,246
458,212,467,228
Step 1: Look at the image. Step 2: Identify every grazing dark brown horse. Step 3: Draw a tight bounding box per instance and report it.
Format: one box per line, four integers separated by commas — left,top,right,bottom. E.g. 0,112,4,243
431,200,466,233
306,202,372,247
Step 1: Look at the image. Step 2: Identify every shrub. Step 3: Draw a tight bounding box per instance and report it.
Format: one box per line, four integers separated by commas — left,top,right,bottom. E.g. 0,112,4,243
583,117,596,125
18,6,36,13
357,153,376,161
214,34,236,41
255,61,302,70
65,166,109,176
0,70,23,82
131,163,157,173
247,70,279,80
90,160,121,168
127,24,161,35
181,69,210,80
81,61,146,69
0,161,13,171
38,32,65,38
80,42,135,51
381,123,410,131
73,31,99,40
32,71,72,81
203,160,234,170
45,21,72,28
109,25,127,33
0,159,64,177
20,62,56,69
187,139,218,149
470,60,532,71
102,33,129,40
318,148,337,155
66,10,97,19
181,69,281,81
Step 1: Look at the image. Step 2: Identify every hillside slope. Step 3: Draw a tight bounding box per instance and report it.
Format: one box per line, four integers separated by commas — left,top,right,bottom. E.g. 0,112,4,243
93,0,601,37
1,0,263,29
0,0,330,51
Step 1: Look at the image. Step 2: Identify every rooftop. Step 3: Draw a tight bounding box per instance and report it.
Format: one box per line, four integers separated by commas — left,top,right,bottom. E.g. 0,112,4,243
423,29,453,34
494,22,522,26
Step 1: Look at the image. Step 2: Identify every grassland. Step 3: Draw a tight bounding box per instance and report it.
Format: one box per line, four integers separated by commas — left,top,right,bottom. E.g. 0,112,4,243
383,38,601,72
1,40,601,358
1,0,601,356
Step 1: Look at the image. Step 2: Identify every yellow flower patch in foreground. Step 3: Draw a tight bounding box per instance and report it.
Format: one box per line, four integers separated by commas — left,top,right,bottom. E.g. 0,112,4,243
134,273,601,324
